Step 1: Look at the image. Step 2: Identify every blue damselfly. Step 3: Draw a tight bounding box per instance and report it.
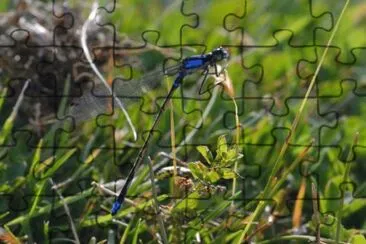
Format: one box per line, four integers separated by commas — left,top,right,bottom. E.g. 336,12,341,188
109,47,229,215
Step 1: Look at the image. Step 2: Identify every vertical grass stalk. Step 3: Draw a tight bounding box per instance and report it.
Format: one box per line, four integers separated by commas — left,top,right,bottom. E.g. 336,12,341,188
237,0,350,241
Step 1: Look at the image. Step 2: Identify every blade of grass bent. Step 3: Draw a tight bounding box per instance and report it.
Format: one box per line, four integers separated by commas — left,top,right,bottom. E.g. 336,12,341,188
81,3,137,140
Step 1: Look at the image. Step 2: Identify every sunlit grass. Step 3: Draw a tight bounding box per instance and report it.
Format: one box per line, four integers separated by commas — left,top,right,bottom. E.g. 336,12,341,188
0,0,365,243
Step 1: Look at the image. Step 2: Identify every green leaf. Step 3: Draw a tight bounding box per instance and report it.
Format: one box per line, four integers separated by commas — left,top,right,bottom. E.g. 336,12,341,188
219,168,236,179
43,149,77,178
132,218,142,244
43,221,49,244
0,182,10,192
120,215,134,244
28,139,43,181
226,147,238,160
309,214,351,241
206,170,220,183
343,198,366,218
188,161,208,181
0,0,9,12
322,176,343,213
0,87,7,112
351,234,366,244
216,135,228,160
196,145,213,164
173,191,201,211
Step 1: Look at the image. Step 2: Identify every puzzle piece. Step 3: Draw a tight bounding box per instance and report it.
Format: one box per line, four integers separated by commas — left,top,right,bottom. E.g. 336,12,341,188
297,47,366,160
312,1,366,63
223,0,333,47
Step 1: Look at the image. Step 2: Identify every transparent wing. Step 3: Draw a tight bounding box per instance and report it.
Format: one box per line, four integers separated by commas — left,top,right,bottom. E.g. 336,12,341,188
68,64,181,123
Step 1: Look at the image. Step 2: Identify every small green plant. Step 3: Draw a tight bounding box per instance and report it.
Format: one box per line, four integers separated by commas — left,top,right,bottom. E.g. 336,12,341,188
172,135,243,219
188,135,243,184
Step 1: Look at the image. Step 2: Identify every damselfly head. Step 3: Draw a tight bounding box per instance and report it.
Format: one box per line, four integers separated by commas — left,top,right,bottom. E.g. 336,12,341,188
211,47,229,61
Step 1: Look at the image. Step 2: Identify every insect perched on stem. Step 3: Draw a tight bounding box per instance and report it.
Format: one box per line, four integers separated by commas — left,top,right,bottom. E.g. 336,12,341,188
108,47,230,215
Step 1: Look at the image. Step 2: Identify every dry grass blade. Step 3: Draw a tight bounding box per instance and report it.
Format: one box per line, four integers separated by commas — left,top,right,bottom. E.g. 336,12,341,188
292,177,307,230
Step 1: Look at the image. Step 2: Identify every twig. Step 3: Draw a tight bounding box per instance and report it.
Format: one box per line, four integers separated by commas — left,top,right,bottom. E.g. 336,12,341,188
147,157,168,244
231,92,240,211
92,181,118,197
51,238,77,243
49,179,80,244
157,152,187,166
111,219,128,227
91,182,136,206
155,166,191,178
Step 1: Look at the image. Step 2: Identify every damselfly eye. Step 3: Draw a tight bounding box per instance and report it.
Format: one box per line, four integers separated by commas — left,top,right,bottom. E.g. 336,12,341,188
212,47,229,61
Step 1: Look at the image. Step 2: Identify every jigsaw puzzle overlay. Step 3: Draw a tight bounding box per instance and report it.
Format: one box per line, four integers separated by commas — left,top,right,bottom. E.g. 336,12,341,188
0,0,365,243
